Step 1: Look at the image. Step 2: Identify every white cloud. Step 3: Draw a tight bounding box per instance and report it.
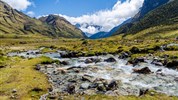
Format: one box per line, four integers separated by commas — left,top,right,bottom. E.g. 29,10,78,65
60,0,144,34
27,11,35,17
2,0,32,11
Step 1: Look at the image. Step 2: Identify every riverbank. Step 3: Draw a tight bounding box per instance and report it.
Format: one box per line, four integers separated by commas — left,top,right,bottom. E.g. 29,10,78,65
0,37,178,99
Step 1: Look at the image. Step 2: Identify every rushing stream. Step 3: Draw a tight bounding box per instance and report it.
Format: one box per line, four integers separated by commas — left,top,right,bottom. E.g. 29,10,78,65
8,48,178,97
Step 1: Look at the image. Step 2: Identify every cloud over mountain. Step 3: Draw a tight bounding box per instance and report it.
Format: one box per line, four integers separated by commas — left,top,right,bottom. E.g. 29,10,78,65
61,0,144,34
1,0,31,11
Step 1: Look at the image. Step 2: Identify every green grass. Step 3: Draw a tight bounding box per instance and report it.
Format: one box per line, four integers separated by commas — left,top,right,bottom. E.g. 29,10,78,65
0,31,178,99
0,56,50,99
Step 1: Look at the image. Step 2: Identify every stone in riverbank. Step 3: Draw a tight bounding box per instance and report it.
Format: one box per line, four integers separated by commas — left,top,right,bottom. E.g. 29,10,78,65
104,57,116,62
166,60,178,69
133,67,151,74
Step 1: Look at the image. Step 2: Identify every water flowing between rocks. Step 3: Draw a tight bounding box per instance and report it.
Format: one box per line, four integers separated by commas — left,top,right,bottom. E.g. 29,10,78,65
8,48,178,98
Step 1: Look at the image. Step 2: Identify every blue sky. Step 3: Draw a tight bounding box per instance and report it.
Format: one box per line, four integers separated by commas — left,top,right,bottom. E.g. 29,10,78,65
2,0,144,34
26,0,120,17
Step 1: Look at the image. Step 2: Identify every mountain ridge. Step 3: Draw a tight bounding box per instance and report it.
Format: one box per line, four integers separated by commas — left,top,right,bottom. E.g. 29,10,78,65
0,1,84,38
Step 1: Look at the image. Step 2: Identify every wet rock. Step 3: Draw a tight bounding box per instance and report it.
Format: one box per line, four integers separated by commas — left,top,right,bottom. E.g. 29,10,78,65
104,57,116,62
130,47,140,54
83,89,96,95
67,66,82,70
136,57,145,62
89,83,98,89
139,89,149,96
67,84,75,94
85,58,93,64
151,59,163,66
166,60,178,69
81,74,94,82
119,52,130,59
35,64,41,70
85,58,101,64
127,57,145,66
175,77,178,81
105,91,118,96
133,67,151,74
107,80,118,90
157,69,162,72
61,61,69,65
97,84,106,91
80,83,90,89
60,51,78,58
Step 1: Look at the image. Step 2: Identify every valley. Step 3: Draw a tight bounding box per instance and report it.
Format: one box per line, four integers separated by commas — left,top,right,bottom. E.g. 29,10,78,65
0,0,178,100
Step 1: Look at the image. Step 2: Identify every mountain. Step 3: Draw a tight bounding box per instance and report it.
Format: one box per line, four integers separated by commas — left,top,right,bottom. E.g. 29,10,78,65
39,15,84,38
113,0,177,35
89,18,132,39
0,1,84,38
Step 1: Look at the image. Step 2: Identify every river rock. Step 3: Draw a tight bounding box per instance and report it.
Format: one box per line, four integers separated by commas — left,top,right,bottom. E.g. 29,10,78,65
107,80,118,90
85,58,93,64
67,84,75,94
85,58,101,64
35,64,41,70
83,89,96,95
104,57,116,62
139,89,149,96
80,83,90,89
151,59,163,66
166,60,178,69
127,57,146,66
175,77,178,81
119,52,130,59
97,83,106,91
133,67,151,74
89,83,98,89
130,47,140,54
81,74,95,82
61,61,69,65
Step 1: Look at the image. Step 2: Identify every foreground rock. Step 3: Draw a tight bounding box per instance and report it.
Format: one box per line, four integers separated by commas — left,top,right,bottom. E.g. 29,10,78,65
104,57,116,62
133,67,151,74
166,60,178,70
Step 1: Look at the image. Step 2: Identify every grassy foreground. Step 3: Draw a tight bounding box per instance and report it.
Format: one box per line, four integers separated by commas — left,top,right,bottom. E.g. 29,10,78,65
0,56,51,99
0,33,178,99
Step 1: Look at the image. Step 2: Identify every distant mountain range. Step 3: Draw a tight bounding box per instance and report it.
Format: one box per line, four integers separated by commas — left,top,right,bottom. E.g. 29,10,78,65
0,0,178,39
90,0,177,39
0,0,84,38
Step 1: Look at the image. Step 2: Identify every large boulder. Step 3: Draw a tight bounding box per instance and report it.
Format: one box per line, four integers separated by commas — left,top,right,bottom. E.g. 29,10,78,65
166,60,178,69
133,67,151,74
130,47,140,54
104,57,116,62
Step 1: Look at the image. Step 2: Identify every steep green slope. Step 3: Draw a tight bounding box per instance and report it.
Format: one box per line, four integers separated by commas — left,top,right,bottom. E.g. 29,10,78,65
0,1,52,36
114,0,178,36
39,15,84,38
0,1,84,38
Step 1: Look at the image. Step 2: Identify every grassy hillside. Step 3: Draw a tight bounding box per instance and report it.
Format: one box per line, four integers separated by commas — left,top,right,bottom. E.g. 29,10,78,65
114,0,178,36
39,15,84,38
0,1,84,38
